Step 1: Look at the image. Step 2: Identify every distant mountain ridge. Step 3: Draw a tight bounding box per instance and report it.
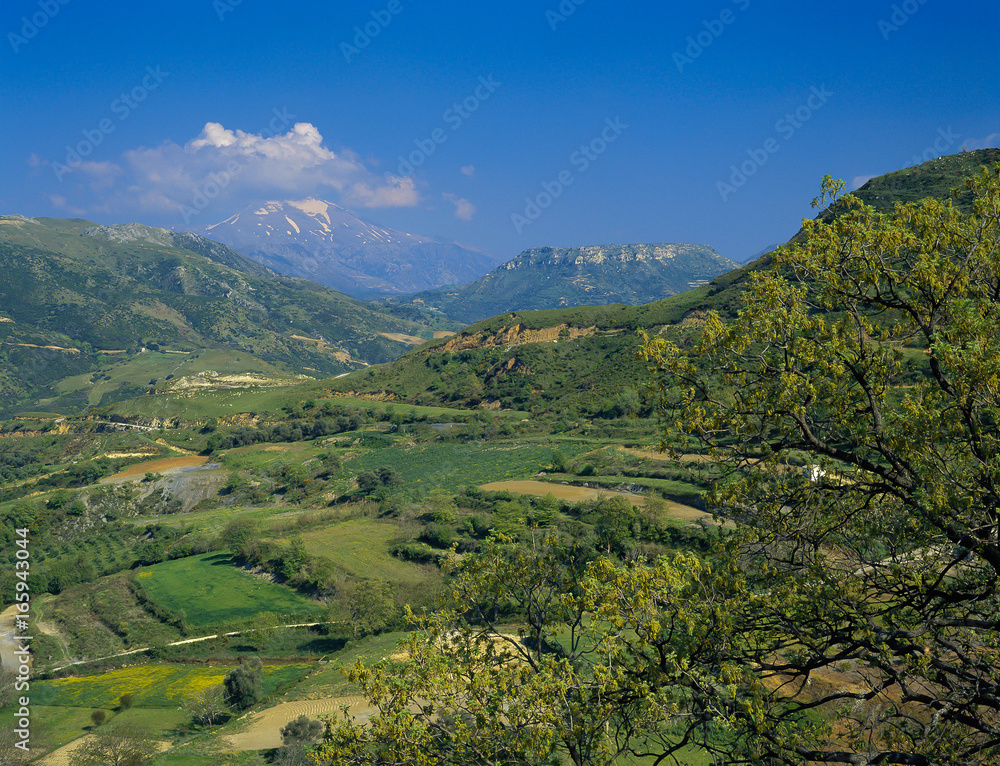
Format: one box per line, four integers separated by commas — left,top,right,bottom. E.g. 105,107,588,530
336,149,1000,415
185,198,501,299
398,243,738,324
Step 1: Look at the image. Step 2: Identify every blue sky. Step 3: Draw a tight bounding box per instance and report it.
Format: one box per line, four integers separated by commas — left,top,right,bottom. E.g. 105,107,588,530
4,0,998,263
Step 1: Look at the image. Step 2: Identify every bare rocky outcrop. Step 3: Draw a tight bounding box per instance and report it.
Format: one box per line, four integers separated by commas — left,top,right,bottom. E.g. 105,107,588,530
443,322,597,352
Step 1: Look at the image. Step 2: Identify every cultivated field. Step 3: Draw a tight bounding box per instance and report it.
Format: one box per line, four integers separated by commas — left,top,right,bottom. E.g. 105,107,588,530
295,518,440,583
139,554,324,628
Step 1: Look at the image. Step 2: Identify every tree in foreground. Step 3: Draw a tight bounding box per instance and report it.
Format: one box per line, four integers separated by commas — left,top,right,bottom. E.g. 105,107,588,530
314,167,1000,765
637,166,1000,764
314,535,744,765
73,720,159,766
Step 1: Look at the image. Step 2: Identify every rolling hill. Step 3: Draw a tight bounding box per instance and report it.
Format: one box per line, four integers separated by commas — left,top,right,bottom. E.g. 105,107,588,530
0,216,439,415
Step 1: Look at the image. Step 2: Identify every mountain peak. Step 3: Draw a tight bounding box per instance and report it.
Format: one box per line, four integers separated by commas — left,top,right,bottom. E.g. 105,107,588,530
185,198,500,299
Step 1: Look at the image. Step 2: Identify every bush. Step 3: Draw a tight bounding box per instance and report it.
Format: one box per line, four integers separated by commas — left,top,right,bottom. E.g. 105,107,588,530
90,709,106,727
389,542,441,564
421,522,454,549
281,714,323,744
223,657,262,711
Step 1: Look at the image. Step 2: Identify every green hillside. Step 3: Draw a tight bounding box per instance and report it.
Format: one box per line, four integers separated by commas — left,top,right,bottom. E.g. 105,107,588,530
334,149,1000,416
0,217,439,415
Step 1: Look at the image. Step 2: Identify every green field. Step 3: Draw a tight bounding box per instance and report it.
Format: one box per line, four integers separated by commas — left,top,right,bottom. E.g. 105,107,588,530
295,518,434,582
31,663,312,708
343,441,594,493
139,553,324,628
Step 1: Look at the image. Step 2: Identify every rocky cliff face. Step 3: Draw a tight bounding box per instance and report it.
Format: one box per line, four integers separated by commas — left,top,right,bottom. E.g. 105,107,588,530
442,322,598,352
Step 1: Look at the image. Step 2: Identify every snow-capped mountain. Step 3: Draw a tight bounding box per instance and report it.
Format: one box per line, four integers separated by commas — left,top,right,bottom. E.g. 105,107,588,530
185,199,499,299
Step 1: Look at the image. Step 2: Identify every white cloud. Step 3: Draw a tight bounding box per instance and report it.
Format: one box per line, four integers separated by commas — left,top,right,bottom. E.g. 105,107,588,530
443,193,476,221
52,120,422,219
76,161,123,190
344,175,420,208
49,194,86,216
460,165,476,177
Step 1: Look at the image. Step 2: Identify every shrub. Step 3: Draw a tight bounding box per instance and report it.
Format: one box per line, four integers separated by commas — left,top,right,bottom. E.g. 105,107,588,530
223,657,263,711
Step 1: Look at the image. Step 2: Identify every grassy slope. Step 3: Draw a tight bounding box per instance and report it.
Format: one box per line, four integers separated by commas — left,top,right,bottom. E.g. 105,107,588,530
139,553,324,628
0,216,435,414
333,287,710,415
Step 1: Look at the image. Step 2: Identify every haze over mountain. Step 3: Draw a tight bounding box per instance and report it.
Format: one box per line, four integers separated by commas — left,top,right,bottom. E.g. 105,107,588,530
185,199,501,299
396,243,739,324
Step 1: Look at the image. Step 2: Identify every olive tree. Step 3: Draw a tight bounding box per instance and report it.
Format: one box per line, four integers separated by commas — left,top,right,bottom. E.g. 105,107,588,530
639,167,1000,765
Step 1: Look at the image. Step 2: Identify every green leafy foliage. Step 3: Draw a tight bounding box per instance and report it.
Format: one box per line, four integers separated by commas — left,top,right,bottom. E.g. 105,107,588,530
639,166,1000,764
223,657,263,711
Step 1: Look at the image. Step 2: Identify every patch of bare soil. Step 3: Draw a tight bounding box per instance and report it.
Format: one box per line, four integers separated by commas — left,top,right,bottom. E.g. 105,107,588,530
3,342,79,353
0,604,28,673
443,322,597,352
105,456,209,480
223,696,380,751
379,332,427,346
104,451,160,459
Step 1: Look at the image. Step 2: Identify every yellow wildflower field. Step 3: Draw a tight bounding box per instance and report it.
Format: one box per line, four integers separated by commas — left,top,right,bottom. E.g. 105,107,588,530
32,663,312,708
